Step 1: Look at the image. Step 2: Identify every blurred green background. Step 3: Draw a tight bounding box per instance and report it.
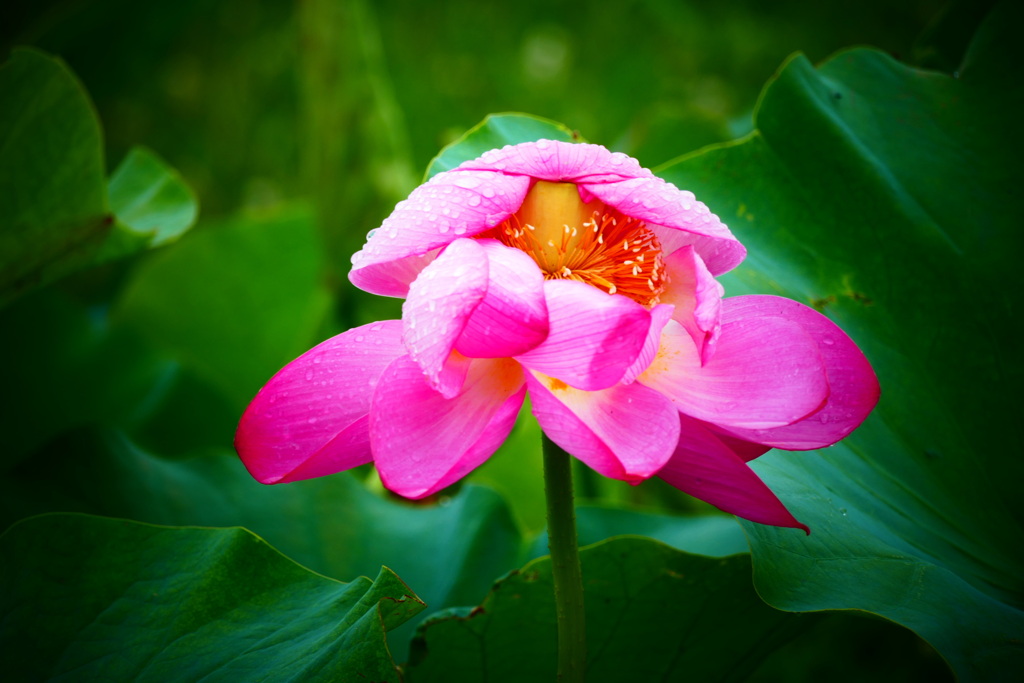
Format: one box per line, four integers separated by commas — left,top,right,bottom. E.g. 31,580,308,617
3,0,990,679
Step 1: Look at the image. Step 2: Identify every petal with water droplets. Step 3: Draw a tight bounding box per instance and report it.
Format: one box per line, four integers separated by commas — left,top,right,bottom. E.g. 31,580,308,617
350,169,530,297
638,317,829,430
715,295,881,450
371,356,526,499
235,321,405,484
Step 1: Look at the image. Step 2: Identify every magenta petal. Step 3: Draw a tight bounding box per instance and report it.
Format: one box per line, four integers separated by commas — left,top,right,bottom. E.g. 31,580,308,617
659,246,723,365
658,414,809,532
371,356,526,499
235,320,406,484
350,170,531,297
402,238,489,397
454,239,549,358
716,295,881,450
527,370,680,482
515,279,651,390
638,317,829,429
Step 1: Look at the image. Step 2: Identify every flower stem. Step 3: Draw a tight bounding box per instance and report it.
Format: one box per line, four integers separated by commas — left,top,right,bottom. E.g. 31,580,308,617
542,433,586,682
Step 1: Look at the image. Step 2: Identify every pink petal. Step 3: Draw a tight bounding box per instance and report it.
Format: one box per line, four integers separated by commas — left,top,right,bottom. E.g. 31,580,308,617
454,239,549,359
621,303,675,384
515,279,651,390
401,238,488,398
371,356,526,499
715,296,881,450
235,321,405,484
527,370,680,482
658,414,809,532
637,317,829,430
350,170,531,297
658,246,723,365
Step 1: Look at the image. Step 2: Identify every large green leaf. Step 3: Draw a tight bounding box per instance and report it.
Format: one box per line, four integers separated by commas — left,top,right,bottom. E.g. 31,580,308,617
425,112,577,178
0,49,198,304
405,536,808,682
657,4,1023,680
0,429,522,662
2,513,424,682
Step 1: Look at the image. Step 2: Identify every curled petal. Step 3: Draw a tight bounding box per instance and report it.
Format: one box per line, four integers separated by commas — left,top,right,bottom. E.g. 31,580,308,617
371,356,526,499
235,321,406,484
350,170,531,297
716,296,881,450
659,246,723,365
638,318,829,430
454,239,549,359
402,238,488,398
658,414,809,532
528,371,680,482
515,279,651,390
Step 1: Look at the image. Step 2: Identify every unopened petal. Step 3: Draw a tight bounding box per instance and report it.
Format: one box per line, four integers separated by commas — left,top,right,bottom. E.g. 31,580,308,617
716,296,881,450
527,370,679,482
658,246,723,365
638,317,829,430
658,414,809,532
515,279,650,390
371,356,526,499
235,321,405,484
350,169,531,297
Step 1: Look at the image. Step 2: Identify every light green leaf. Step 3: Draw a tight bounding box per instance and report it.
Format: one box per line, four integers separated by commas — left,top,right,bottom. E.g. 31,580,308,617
102,145,199,258
657,4,1024,680
1,513,425,682
425,112,577,179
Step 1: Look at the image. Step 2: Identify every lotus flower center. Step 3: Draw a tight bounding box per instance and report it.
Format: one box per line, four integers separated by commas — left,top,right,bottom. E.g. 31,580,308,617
482,181,667,306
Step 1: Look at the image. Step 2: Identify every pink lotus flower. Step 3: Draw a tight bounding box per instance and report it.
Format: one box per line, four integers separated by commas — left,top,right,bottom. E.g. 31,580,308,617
235,140,879,532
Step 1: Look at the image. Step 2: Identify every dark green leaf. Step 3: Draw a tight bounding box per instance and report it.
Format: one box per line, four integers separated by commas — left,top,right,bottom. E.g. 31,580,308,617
406,536,807,682
0,430,522,662
1,513,424,682
0,48,108,301
425,112,578,179
657,4,1024,680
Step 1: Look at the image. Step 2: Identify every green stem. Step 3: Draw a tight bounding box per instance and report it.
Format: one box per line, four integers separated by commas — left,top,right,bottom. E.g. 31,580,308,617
542,434,587,682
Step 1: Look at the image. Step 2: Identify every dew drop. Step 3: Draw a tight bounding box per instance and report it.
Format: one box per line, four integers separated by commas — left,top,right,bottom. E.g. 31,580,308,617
355,335,365,342
468,195,482,207
305,370,314,381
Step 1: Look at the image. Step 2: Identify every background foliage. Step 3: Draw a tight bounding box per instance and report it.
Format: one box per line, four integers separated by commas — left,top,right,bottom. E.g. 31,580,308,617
2,1,1018,681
